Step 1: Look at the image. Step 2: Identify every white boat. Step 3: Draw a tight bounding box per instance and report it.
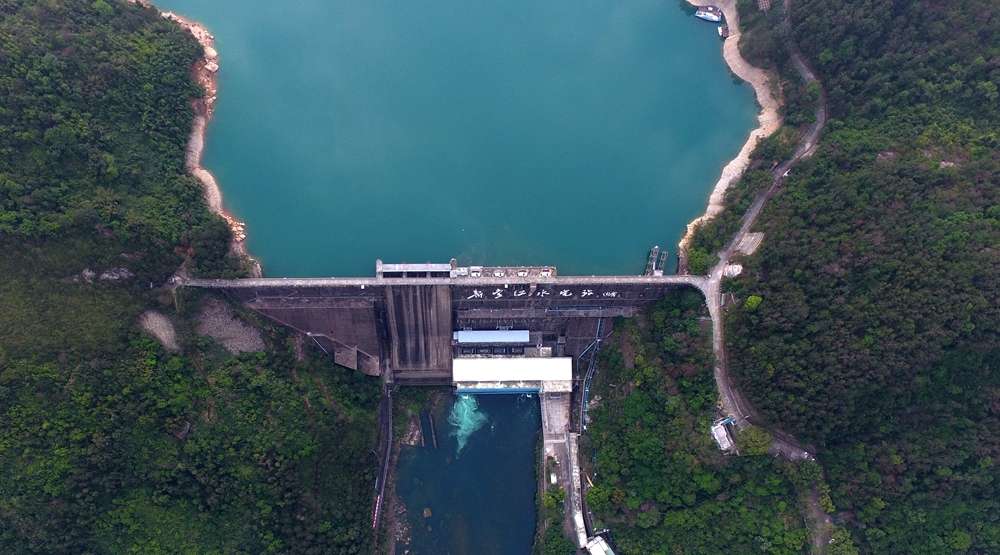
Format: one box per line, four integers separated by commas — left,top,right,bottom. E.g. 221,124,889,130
695,6,723,22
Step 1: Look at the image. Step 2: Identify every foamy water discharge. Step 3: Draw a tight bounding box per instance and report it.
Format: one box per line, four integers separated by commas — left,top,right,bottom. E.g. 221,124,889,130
448,394,488,455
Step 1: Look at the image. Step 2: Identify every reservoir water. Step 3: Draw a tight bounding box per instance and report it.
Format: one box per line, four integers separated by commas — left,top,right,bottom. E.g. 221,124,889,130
396,394,541,555
153,0,757,277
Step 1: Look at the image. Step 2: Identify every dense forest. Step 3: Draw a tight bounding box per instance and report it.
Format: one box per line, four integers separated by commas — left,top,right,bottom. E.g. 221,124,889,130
692,0,1000,552
584,290,824,554
0,1,381,552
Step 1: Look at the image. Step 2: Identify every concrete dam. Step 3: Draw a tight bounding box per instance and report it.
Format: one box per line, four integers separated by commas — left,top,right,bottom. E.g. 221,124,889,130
183,259,707,384
183,257,707,547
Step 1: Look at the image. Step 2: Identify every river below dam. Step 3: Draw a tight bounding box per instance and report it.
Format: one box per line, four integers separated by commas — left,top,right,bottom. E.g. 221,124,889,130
395,394,541,555
153,0,757,277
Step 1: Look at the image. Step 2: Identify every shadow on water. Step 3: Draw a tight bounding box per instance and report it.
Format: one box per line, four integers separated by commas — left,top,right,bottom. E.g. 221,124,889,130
677,0,698,16
396,394,541,555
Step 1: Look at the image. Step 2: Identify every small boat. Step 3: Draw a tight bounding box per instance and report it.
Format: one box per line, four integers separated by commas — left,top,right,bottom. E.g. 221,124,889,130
718,24,730,38
695,5,723,22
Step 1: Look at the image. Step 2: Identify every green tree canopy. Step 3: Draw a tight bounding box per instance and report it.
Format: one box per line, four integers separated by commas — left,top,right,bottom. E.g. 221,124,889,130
739,426,774,456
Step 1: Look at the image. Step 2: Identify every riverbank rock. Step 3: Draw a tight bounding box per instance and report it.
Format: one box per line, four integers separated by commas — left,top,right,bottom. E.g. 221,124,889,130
138,310,181,351
99,267,135,282
71,268,97,283
195,297,266,354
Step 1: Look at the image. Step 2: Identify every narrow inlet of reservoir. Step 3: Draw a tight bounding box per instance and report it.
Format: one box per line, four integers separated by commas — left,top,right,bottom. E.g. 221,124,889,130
395,394,541,555
149,0,758,277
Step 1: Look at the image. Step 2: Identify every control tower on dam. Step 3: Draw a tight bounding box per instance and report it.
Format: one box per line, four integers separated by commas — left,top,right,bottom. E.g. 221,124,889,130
183,258,707,384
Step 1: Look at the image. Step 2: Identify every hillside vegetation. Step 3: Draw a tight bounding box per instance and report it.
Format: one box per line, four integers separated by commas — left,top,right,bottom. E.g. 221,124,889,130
0,1,380,553
585,290,819,554
705,0,1000,552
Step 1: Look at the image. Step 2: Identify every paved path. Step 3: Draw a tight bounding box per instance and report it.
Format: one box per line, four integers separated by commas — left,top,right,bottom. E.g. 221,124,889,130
182,274,709,289
371,388,393,533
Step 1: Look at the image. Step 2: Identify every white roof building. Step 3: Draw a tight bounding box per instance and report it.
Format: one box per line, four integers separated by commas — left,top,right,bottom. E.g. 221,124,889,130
586,536,616,555
453,330,530,344
711,421,735,451
452,357,572,393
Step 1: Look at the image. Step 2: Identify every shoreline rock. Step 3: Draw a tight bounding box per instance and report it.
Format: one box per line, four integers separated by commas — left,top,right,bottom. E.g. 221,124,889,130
133,1,262,277
677,0,782,272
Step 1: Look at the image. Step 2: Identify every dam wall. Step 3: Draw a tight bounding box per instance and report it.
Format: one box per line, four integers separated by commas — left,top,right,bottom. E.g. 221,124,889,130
187,262,707,382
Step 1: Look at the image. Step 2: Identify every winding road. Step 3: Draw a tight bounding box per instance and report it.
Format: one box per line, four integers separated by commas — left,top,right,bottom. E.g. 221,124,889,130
699,0,828,462
690,0,837,550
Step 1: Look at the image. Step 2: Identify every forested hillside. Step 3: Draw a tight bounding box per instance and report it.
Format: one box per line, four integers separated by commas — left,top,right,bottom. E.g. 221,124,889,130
585,290,819,554
0,1,380,553
712,0,1000,552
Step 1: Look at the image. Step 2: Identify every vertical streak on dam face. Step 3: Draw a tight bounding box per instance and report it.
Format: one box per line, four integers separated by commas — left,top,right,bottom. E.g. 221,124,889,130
385,285,453,377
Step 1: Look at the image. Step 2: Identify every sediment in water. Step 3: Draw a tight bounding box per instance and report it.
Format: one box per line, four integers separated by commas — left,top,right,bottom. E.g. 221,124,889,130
677,0,782,272
429,411,439,450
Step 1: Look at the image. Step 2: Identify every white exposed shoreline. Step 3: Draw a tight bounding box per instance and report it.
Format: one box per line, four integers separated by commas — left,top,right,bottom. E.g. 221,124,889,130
677,0,782,266
133,0,261,276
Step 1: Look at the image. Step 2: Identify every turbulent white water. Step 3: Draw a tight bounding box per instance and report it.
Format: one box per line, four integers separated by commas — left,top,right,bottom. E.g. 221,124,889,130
448,394,489,455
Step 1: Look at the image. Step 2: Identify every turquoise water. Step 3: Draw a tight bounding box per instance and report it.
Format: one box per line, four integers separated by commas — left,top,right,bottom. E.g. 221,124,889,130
152,0,757,277
396,394,541,555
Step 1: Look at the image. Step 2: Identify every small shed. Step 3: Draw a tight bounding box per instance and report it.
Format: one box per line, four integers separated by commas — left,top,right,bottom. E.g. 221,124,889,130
586,535,617,555
711,418,736,451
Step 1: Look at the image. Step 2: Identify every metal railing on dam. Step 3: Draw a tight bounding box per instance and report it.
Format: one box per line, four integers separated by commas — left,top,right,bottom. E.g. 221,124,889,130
182,273,707,289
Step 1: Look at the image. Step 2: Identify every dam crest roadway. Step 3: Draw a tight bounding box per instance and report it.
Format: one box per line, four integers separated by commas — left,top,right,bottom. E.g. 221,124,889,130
182,257,707,381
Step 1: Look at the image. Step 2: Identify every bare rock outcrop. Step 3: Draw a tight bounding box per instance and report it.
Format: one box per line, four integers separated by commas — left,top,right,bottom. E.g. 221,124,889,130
139,310,181,351
195,298,266,354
